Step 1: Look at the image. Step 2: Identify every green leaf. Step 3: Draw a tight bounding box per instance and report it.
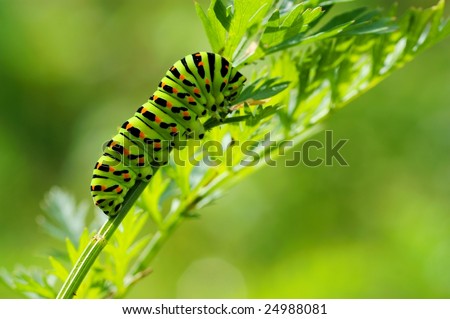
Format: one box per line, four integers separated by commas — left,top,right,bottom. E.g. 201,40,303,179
235,77,289,103
261,9,281,46
139,171,168,226
264,19,354,53
261,5,324,52
318,7,366,33
37,187,91,245
49,257,69,283
214,0,233,31
65,228,91,265
0,267,57,299
223,0,273,59
245,105,282,126
195,0,227,53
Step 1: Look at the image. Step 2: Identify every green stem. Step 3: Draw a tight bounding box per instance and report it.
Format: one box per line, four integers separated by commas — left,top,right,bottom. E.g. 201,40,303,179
56,179,151,299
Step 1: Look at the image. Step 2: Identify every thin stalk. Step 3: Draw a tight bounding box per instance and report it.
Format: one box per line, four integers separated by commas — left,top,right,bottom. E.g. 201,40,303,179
56,179,151,299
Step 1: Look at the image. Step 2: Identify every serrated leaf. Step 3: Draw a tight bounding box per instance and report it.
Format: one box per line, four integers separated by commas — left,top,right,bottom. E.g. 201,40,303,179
261,5,324,50
261,9,281,46
302,6,325,26
281,4,307,40
140,171,168,226
65,228,91,265
49,257,69,282
245,105,282,126
265,20,354,53
65,238,79,265
1,267,57,299
235,77,289,104
128,235,152,259
223,0,273,59
252,81,291,101
38,187,89,245
195,0,227,53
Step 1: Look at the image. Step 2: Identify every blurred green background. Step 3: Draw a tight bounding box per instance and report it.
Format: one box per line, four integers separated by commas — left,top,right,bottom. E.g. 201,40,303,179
0,0,449,298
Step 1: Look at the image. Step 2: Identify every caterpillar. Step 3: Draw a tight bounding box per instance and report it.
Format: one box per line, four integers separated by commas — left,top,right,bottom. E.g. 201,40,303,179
90,52,246,216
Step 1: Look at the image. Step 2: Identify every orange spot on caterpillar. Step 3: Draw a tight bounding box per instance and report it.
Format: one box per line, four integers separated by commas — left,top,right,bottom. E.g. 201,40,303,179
198,61,204,66
187,97,195,103
193,88,200,94
223,79,228,84
126,123,133,130
205,78,210,84
180,74,185,80
140,107,148,114
123,173,130,179
139,131,145,139
173,88,178,94
101,185,106,191
195,53,201,56
183,111,190,117
154,142,161,149
171,127,178,133
116,187,122,193
109,167,115,172
155,116,162,124
161,82,166,88
138,157,145,164
123,148,130,156
167,101,173,108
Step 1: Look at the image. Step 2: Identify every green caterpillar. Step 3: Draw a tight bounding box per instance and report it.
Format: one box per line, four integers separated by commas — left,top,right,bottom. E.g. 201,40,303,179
90,52,246,216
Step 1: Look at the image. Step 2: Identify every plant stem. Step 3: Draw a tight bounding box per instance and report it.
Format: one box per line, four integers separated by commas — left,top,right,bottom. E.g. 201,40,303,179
56,179,150,299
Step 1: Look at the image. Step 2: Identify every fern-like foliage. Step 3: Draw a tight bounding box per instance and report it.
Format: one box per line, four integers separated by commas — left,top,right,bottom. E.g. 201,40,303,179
2,0,449,298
